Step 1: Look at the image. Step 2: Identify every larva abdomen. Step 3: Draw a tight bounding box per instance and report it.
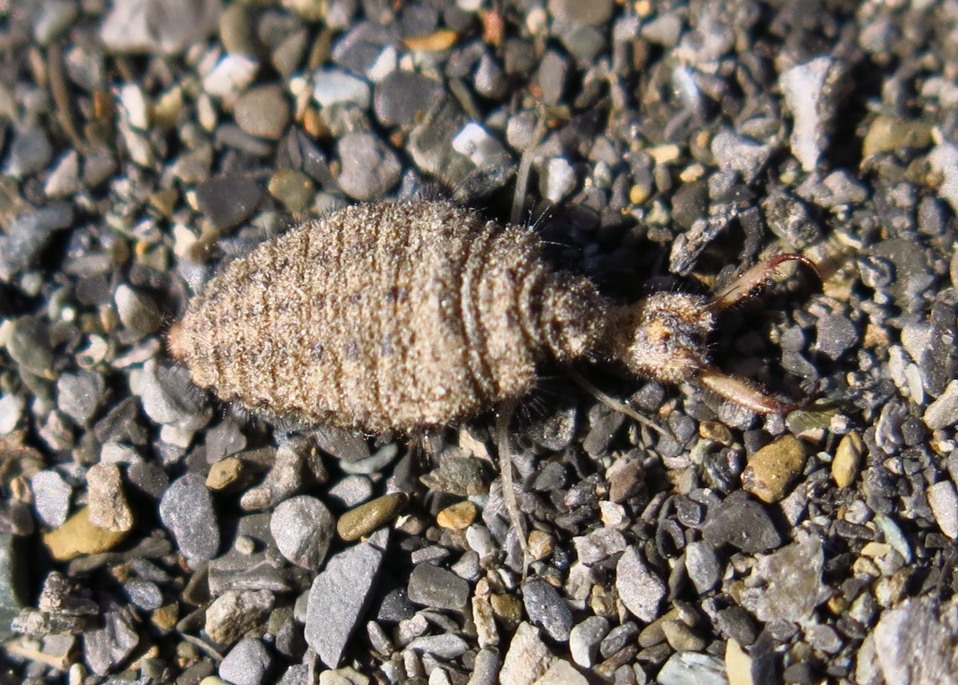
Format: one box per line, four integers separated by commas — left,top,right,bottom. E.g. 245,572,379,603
170,200,606,433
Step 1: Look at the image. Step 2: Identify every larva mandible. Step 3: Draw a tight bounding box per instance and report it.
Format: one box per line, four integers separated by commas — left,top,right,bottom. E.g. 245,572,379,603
168,199,816,433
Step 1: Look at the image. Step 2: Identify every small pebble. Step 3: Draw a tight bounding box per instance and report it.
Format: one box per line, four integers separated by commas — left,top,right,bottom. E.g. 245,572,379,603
30,470,72,527
926,480,958,540
87,463,134,532
337,492,407,541
702,491,782,553
684,540,721,594
206,590,275,646
569,615,609,667
657,651,726,685
271,495,335,569
234,84,290,140
741,435,806,504
615,547,666,623
336,132,402,201
436,501,477,530
158,473,220,564
42,507,129,561
738,531,827,624
219,638,273,685
924,380,958,430
522,578,573,642
407,562,470,611
115,285,162,337
832,431,863,488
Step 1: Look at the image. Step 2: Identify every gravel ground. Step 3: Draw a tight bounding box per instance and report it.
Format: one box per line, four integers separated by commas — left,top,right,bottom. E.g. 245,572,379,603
1,0,957,684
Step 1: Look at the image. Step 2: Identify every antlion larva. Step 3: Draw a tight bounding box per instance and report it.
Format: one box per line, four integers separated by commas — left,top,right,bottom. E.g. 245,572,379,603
168,199,816,433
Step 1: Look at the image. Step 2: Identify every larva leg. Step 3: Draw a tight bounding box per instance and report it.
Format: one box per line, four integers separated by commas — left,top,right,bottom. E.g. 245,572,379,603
495,399,530,575
709,253,820,312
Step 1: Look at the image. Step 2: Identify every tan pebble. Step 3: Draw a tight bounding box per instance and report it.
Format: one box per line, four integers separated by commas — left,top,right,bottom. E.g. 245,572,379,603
832,431,863,488
436,501,477,530
43,506,129,561
699,420,734,446
267,168,315,213
336,492,407,541
472,579,499,648
860,542,891,558
151,603,179,631
741,435,806,503
87,463,134,532
725,638,754,685
206,456,248,491
527,529,554,561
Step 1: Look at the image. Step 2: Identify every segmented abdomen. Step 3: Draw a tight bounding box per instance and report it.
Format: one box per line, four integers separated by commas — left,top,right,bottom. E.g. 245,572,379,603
174,200,603,432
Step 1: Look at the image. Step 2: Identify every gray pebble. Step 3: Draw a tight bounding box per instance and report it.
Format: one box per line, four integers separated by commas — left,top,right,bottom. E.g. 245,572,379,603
135,360,210,432
99,0,221,54
44,149,81,198
572,528,627,566
219,638,274,685
336,132,401,201
871,596,958,685
205,419,247,463
522,578,573,642
30,470,72,527
925,380,958,430
657,651,726,685
305,531,385,667
114,284,162,337
684,540,721,594
536,50,568,106
615,547,666,623
124,579,163,611
762,190,821,248
816,314,859,361
4,126,52,178
56,371,106,426
313,68,371,109
600,622,638,658
711,129,774,183
541,157,576,204
780,57,838,172
83,610,140,675
234,84,290,140
0,204,74,282
270,495,334,570
926,480,958,540
373,70,444,127
326,475,373,507
159,473,220,563
406,633,469,659
569,615,609,667
702,490,782,553
474,52,507,100
737,531,828,624
195,175,264,230
407,562,470,611
549,0,613,26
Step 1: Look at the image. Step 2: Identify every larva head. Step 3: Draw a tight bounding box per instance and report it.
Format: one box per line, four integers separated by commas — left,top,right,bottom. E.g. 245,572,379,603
610,292,715,384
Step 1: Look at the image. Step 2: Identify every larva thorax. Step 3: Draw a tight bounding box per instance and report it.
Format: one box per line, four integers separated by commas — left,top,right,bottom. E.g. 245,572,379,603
170,199,606,433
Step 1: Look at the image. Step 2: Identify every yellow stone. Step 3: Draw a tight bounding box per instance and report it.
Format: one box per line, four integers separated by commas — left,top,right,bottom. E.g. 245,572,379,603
337,493,407,541
43,507,129,561
725,638,753,685
436,501,477,530
741,435,806,503
832,431,863,488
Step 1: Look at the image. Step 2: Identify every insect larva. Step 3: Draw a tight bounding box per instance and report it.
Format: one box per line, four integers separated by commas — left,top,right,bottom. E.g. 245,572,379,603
167,199,816,433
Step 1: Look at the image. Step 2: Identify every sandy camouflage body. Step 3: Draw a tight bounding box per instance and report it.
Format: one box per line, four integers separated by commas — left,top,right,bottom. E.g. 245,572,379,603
170,199,812,432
